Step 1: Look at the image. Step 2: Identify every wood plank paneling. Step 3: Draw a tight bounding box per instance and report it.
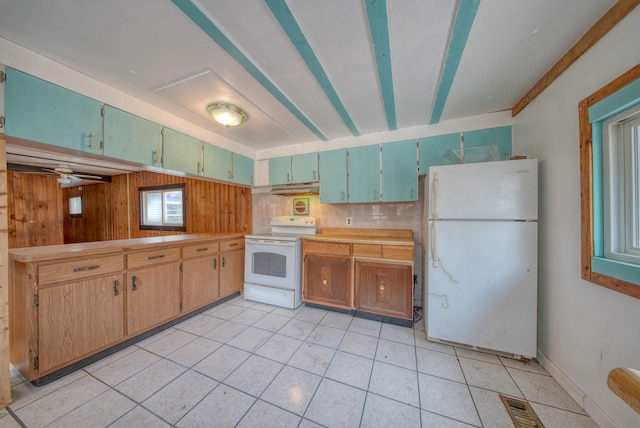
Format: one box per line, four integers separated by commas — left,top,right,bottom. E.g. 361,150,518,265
62,183,110,243
7,173,63,248
0,135,11,408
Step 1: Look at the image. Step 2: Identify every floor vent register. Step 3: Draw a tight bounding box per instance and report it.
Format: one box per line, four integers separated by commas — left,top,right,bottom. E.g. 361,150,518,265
499,394,545,428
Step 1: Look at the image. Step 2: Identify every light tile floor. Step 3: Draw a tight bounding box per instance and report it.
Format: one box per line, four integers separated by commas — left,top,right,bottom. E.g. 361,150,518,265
1,295,600,427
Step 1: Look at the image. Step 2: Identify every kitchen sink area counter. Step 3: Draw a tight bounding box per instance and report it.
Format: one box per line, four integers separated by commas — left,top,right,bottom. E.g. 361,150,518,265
301,228,414,327
9,233,245,385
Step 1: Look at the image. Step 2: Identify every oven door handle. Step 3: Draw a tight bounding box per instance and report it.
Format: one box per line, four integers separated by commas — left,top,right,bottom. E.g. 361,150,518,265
246,239,296,246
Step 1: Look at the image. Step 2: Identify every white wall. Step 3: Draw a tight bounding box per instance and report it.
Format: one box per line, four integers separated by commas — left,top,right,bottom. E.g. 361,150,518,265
512,8,640,428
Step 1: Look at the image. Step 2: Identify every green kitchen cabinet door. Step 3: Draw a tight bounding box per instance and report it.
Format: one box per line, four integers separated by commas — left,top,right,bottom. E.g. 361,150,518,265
292,153,319,183
269,156,292,185
162,128,203,175
463,126,512,160
348,145,380,203
381,140,418,202
418,133,461,174
4,67,103,154
319,149,348,203
203,144,233,182
103,106,163,166
232,154,254,186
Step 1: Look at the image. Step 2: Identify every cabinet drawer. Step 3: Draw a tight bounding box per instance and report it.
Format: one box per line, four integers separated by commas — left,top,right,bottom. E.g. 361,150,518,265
127,247,181,269
382,245,414,261
183,242,219,259
304,241,350,256
353,244,381,258
220,238,244,252
38,255,124,285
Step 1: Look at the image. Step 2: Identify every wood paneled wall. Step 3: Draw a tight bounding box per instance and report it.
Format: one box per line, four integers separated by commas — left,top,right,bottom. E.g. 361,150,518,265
112,171,252,239
8,170,252,246
7,173,63,248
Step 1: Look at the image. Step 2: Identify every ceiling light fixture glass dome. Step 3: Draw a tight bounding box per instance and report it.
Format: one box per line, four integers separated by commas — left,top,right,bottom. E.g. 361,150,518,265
207,103,248,127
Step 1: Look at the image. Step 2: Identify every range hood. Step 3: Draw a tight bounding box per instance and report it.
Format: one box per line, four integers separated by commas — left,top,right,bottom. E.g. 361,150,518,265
270,182,320,196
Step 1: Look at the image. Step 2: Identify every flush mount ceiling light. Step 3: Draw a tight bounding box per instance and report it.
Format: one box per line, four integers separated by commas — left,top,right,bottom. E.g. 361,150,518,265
207,103,248,127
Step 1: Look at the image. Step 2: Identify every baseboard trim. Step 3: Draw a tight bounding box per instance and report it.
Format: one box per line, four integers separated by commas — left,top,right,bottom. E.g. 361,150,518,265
536,350,618,428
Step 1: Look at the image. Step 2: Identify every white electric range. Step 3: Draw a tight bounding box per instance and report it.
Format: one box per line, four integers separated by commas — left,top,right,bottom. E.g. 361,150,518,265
244,216,317,308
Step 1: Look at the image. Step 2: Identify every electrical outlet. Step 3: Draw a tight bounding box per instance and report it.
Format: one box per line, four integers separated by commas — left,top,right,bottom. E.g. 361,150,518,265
346,217,352,226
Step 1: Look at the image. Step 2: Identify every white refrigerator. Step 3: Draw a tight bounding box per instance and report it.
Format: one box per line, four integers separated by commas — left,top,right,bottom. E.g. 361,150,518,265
425,159,538,359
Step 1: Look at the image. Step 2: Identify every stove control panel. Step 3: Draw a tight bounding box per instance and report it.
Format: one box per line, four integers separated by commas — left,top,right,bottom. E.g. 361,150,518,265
271,216,316,227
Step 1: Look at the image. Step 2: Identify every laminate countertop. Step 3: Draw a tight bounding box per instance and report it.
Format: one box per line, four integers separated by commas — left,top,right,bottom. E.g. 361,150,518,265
9,233,245,263
301,228,414,247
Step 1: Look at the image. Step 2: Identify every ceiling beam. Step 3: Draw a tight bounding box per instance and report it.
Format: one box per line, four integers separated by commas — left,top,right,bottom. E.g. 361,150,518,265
512,0,640,117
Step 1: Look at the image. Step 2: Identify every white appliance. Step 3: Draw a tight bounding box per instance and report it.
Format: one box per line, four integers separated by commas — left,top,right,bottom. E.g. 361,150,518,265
425,159,538,359
244,216,317,308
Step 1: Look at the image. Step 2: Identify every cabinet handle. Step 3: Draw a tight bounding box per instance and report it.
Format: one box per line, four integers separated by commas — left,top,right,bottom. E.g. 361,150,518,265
213,258,217,269
152,150,158,165
373,190,377,201
89,131,94,150
341,191,345,202
147,254,165,260
132,276,138,291
197,161,201,175
73,264,100,272
114,280,119,296
228,170,232,180
222,257,226,268
196,247,208,252
313,170,317,180
287,172,290,183
228,243,238,247
410,188,414,199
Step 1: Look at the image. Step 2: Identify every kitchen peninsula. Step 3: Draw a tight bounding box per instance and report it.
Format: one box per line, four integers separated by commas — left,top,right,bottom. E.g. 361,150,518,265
301,228,414,326
9,233,245,385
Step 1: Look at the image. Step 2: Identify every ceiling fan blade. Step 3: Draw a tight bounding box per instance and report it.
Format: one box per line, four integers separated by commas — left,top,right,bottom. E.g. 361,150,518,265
8,163,56,174
72,173,113,182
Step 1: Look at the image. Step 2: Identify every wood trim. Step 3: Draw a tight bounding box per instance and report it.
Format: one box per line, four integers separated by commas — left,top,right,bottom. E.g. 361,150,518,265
579,65,640,299
0,134,11,408
512,0,640,116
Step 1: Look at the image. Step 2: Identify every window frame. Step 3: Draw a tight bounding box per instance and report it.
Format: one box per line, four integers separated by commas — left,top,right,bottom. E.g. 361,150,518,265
68,195,82,217
139,183,187,232
580,63,640,299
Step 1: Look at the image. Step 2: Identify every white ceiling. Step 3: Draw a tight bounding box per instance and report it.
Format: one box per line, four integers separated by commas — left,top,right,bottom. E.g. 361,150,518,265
0,0,618,154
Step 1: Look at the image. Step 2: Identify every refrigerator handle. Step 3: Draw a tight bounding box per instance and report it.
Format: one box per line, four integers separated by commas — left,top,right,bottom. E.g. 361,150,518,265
431,220,439,268
432,172,439,219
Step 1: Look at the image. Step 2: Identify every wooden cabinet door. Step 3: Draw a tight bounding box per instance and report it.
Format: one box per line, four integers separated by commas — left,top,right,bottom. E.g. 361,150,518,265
292,153,319,183
348,145,380,202
381,140,418,202
319,149,348,203
220,249,244,297
182,255,219,312
203,144,233,181
232,153,254,186
355,260,412,319
38,274,124,373
162,127,203,175
303,255,351,309
269,156,292,185
127,262,181,336
4,68,103,154
103,106,163,166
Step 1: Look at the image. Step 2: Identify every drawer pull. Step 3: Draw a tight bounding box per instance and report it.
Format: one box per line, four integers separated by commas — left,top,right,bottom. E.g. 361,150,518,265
222,257,226,268
73,264,100,273
147,254,166,260
196,247,209,252
228,243,239,247
132,276,138,291
114,280,119,296
213,258,217,269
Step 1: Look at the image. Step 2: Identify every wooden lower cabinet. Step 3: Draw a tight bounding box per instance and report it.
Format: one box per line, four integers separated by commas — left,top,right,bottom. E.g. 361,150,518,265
355,260,413,320
127,262,181,336
303,255,351,309
220,248,244,298
38,273,124,373
182,254,219,312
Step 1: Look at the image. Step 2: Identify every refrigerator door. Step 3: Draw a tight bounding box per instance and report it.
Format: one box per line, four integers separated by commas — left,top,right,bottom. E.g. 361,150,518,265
429,159,538,221
427,220,537,358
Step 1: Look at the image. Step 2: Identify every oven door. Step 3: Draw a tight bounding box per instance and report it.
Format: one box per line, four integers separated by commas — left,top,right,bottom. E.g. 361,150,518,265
244,239,298,289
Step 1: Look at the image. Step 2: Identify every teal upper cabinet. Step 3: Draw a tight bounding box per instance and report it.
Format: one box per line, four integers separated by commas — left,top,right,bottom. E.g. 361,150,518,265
269,156,292,185
269,153,319,185
291,153,319,183
162,128,203,175
103,106,163,166
418,133,461,174
4,68,103,154
319,149,348,203
203,143,233,182
381,140,418,202
232,154,253,186
463,126,512,160
348,145,380,203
